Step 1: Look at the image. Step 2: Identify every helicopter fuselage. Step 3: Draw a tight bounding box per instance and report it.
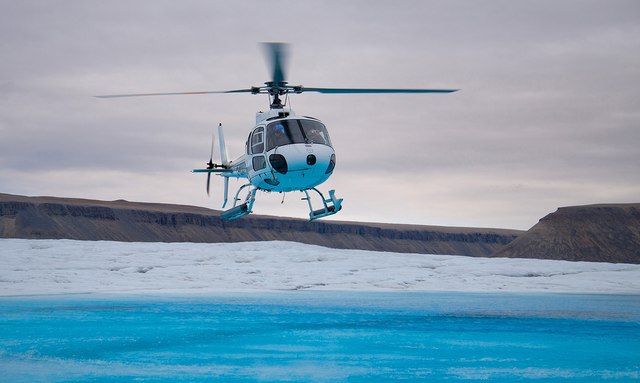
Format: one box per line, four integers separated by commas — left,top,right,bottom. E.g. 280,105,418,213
230,109,336,193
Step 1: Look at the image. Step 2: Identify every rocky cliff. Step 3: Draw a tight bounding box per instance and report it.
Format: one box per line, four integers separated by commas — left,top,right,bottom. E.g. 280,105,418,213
492,204,640,264
0,193,521,256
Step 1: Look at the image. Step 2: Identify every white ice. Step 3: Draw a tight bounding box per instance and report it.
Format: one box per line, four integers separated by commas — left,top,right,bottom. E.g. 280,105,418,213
1,238,639,296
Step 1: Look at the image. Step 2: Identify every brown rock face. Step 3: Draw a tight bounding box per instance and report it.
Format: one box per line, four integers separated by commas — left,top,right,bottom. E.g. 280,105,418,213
492,204,640,264
0,193,521,257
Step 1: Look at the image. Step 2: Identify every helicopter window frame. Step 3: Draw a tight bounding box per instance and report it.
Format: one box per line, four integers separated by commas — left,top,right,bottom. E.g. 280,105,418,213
250,127,265,154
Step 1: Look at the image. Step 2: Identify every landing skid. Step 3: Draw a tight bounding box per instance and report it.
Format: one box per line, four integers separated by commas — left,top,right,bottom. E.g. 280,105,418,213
220,183,257,221
220,185,342,222
304,188,343,221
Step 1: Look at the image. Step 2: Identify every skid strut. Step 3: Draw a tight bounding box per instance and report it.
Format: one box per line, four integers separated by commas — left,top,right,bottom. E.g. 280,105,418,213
304,188,343,221
220,184,257,221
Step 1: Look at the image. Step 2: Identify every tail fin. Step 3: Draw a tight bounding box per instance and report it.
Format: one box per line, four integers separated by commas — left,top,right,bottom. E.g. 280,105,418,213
222,177,229,208
218,123,229,166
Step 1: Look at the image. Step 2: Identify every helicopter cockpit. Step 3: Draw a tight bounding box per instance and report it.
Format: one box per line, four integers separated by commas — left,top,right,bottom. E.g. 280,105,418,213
266,119,332,151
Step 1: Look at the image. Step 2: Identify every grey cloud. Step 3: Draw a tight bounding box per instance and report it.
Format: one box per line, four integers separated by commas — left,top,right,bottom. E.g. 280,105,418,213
1,1,639,229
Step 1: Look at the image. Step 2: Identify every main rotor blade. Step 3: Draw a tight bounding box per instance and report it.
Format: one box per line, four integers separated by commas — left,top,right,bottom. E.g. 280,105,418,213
296,87,459,94
95,89,254,98
263,42,289,85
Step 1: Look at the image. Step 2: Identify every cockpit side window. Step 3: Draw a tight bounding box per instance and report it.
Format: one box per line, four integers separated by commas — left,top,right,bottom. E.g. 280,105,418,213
250,127,264,154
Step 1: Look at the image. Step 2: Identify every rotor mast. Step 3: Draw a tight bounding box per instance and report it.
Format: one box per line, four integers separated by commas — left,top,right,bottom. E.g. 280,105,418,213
264,81,288,109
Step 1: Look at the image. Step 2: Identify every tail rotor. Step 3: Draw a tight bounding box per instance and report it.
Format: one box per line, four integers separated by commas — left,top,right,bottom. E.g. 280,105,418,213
206,125,216,196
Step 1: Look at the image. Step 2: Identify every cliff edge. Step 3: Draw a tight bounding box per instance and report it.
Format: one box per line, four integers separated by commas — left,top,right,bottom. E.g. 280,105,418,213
492,204,640,264
0,193,521,257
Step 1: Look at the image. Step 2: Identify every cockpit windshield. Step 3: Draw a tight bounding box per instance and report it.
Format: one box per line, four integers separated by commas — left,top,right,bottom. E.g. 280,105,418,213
266,119,332,151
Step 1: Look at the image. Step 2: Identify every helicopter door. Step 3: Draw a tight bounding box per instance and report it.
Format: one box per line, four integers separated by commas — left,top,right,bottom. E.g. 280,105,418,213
249,127,269,184
250,127,264,155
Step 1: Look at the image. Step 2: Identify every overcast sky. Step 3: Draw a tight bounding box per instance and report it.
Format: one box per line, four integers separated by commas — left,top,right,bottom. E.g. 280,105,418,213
1,0,639,230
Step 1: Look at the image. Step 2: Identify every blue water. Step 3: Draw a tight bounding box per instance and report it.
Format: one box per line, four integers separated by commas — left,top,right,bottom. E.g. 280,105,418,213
1,292,639,382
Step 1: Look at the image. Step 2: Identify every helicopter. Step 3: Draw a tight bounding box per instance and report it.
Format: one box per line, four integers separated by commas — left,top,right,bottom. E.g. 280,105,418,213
97,43,457,221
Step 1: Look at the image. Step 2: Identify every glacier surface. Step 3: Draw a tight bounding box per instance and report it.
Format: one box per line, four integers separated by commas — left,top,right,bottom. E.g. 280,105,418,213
1,238,639,296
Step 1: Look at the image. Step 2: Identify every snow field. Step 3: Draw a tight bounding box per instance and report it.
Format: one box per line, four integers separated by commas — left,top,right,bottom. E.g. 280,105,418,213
1,239,639,296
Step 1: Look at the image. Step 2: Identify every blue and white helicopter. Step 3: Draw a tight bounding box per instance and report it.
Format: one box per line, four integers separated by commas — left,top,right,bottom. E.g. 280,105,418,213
99,43,457,221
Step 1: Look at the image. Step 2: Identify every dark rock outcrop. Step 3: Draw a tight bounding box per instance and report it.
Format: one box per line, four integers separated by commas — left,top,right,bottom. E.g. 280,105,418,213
0,193,521,256
492,204,640,264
